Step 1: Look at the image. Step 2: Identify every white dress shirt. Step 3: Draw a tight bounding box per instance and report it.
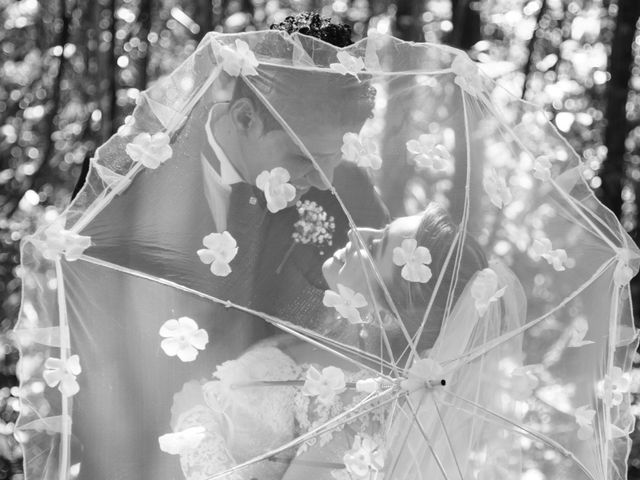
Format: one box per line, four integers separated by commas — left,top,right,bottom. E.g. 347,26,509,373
200,108,243,232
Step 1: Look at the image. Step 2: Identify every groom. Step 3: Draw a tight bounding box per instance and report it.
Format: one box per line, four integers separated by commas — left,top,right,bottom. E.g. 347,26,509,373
195,60,387,321
71,15,387,480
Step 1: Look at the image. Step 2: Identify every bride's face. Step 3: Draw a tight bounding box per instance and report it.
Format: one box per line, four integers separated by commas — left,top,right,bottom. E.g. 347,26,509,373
322,215,423,307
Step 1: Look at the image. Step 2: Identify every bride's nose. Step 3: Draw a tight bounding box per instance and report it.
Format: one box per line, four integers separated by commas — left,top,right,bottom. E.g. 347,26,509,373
347,227,382,250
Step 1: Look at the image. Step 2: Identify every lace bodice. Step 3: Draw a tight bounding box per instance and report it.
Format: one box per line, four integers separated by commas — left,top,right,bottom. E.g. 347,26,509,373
170,338,381,480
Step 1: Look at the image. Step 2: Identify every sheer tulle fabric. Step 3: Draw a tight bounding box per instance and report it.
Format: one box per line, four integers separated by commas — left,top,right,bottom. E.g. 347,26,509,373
14,31,639,480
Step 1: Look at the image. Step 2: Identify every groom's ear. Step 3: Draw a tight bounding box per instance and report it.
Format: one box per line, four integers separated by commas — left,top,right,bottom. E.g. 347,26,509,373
229,98,264,138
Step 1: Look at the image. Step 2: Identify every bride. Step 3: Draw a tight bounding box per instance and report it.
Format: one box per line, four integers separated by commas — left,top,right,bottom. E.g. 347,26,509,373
167,202,523,480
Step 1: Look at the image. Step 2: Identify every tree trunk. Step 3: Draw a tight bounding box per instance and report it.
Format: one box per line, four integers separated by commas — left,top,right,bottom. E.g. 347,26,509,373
137,0,153,90
37,0,70,192
448,0,481,50
599,0,640,218
104,0,118,138
521,0,548,100
445,0,482,225
194,0,214,41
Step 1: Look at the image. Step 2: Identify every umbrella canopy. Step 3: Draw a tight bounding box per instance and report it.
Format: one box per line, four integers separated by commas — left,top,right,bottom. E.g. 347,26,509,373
14,31,640,480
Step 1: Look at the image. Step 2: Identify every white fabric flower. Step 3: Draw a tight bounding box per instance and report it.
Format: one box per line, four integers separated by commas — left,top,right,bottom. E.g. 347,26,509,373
302,366,346,406
43,355,81,397
533,155,552,181
39,221,91,262
401,358,444,392
217,39,259,77
614,248,637,286
342,435,385,480
159,317,209,362
531,238,568,271
323,284,368,324
567,316,594,348
330,51,365,78
470,268,507,317
575,405,596,440
451,53,484,97
598,366,631,407
125,132,172,169
158,426,206,455
483,169,512,209
392,239,432,283
256,167,297,213
341,132,382,170
197,231,238,277
406,134,452,171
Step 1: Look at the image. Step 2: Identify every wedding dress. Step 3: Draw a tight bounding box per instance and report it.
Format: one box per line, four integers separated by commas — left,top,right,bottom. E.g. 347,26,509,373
14,30,639,480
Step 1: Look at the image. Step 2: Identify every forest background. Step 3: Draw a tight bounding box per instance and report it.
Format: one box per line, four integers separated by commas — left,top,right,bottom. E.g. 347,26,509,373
1,0,640,478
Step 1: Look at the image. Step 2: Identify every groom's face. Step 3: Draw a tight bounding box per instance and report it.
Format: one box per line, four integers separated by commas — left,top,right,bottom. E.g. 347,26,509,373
230,98,355,198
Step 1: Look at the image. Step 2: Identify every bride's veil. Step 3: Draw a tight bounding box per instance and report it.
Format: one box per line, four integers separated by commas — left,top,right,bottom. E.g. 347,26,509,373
387,260,527,479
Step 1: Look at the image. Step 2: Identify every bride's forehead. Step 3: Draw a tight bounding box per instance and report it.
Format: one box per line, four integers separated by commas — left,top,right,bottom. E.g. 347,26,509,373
388,215,422,241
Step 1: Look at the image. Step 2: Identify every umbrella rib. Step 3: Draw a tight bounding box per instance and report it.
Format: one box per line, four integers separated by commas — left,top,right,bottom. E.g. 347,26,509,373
444,390,597,480
385,396,429,480
431,395,465,480
75,254,385,377
404,229,461,366
404,395,453,480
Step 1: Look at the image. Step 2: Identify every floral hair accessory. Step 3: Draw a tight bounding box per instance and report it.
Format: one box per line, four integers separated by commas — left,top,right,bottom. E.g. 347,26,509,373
392,239,432,283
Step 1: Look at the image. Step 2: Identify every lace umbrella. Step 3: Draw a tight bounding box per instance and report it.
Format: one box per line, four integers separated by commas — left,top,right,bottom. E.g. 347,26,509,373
14,31,639,480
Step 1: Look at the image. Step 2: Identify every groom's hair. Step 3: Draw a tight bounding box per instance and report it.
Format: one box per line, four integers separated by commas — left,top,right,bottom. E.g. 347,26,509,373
230,12,375,134
270,12,354,48
388,203,488,351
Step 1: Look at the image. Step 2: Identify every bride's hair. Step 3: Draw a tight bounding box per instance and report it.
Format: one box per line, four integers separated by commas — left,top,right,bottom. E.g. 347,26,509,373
386,203,487,351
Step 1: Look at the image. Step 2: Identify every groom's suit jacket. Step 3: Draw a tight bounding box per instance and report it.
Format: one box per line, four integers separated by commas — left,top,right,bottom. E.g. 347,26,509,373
69,100,388,480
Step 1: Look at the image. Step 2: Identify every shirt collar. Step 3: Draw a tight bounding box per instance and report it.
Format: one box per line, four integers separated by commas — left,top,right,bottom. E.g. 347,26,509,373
204,106,243,186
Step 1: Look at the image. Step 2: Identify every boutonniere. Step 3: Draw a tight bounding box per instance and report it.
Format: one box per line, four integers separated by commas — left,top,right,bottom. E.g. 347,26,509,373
276,200,335,274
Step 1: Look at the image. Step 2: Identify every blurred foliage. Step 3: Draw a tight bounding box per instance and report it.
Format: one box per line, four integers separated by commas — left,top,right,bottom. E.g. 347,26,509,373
1,0,640,478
